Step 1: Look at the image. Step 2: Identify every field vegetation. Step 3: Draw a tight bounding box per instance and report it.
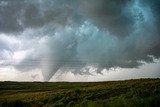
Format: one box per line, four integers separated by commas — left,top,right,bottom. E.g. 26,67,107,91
0,78,160,107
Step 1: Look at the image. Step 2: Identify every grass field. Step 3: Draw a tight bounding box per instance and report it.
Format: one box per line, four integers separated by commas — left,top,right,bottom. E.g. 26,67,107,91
0,78,160,107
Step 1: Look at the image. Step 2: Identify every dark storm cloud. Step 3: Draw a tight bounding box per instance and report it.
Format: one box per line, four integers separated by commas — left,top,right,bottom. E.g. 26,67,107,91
0,0,160,81
77,0,134,37
0,0,74,34
141,0,160,29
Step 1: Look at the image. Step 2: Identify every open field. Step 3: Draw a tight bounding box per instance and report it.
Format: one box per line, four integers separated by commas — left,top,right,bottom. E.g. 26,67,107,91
0,78,160,107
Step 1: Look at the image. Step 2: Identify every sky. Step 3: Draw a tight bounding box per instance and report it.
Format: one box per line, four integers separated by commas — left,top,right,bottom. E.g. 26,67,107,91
0,0,160,81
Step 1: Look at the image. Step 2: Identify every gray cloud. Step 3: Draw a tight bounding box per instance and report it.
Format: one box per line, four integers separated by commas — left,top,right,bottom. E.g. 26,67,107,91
77,0,134,37
0,0,74,34
0,0,160,81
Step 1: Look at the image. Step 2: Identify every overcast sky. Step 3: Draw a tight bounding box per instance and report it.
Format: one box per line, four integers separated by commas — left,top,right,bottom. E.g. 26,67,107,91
0,0,160,81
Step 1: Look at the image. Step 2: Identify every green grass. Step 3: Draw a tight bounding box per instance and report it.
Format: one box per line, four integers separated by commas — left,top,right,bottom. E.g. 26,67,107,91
0,78,160,107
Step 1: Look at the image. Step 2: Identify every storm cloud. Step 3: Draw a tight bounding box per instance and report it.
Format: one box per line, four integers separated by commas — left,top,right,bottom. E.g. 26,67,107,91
0,0,160,81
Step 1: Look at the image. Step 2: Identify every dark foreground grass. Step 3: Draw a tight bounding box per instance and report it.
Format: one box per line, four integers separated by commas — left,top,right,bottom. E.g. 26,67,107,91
0,78,160,107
